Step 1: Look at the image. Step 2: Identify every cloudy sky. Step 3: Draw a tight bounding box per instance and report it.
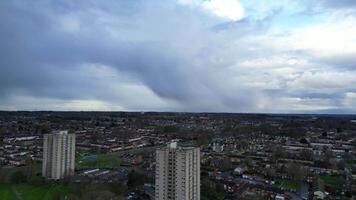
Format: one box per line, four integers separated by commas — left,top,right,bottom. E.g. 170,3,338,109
1,0,356,113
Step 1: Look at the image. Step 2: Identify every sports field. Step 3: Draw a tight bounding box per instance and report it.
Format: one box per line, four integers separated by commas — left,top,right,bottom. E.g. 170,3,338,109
276,178,301,191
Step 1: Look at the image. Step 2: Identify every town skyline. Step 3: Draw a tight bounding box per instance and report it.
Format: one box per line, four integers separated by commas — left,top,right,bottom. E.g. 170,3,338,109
0,111,355,199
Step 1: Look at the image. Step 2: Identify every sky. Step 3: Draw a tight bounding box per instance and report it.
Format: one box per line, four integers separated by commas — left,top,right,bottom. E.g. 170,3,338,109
0,0,356,113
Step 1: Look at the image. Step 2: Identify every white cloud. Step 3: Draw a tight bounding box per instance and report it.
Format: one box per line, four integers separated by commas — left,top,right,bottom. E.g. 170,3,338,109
177,0,244,21
0,96,125,111
202,0,244,21
290,21,356,56
263,14,356,57
239,55,308,69
60,100,124,111
276,97,339,111
343,92,356,107
287,71,356,90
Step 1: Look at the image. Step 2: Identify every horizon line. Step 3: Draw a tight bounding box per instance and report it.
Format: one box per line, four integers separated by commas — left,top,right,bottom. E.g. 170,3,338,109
0,110,355,116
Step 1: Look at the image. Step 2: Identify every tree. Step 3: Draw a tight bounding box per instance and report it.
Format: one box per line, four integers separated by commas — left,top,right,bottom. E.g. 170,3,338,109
219,157,232,171
266,167,276,178
10,171,26,184
337,160,345,170
163,125,179,133
286,163,306,181
65,194,81,200
201,177,225,200
299,148,313,161
127,170,145,189
0,127,7,135
272,145,286,162
78,183,125,200
25,156,35,183
109,183,127,195
82,190,122,200
299,138,308,144
40,124,50,134
323,147,333,165
196,133,213,146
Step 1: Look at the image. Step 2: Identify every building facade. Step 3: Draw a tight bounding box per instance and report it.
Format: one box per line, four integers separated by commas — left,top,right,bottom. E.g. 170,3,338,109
155,142,200,200
42,130,75,180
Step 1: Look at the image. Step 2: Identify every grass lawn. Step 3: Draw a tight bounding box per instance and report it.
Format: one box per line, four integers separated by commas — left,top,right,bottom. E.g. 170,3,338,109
16,183,72,200
0,183,73,200
77,145,159,169
0,183,17,200
78,153,121,168
345,159,354,165
276,178,300,191
0,164,41,183
319,175,344,188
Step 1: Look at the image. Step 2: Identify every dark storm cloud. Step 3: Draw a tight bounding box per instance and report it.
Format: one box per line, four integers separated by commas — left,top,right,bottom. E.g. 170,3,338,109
0,0,258,111
0,0,355,113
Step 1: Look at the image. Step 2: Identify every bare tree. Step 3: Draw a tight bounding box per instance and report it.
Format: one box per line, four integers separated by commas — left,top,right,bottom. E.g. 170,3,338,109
286,162,306,181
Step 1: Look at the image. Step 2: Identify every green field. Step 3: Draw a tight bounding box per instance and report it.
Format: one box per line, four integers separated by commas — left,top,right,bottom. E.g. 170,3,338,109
78,153,121,168
0,183,73,200
0,165,41,183
18,184,72,200
0,183,17,200
345,159,354,165
319,175,344,188
77,145,159,169
276,178,300,191
0,165,72,200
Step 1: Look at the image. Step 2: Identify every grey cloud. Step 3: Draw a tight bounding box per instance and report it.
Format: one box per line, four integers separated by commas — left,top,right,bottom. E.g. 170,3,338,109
0,0,258,112
0,0,356,113
314,54,356,71
321,0,356,8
